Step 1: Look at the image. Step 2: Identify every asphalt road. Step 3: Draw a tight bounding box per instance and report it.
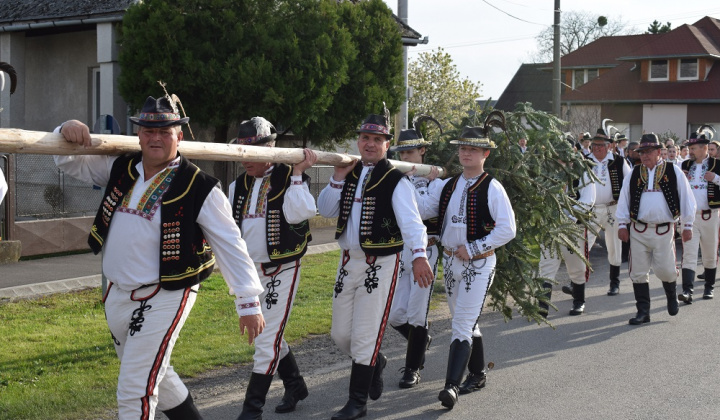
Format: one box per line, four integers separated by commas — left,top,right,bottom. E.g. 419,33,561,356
152,238,719,420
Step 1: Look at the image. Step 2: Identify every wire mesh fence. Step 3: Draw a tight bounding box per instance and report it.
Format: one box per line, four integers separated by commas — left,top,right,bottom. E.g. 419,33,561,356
6,157,336,223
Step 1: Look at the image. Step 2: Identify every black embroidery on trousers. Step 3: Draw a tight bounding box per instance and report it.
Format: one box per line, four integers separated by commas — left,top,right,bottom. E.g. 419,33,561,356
334,251,351,298
129,300,152,336
111,333,120,346
443,253,456,297
264,265,296,310
364,255,381,294
462,260,480,293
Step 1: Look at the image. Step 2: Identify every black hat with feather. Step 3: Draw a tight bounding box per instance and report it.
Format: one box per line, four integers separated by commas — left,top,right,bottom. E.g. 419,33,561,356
389,115,442,152
230,117,277,145
449,110,507,149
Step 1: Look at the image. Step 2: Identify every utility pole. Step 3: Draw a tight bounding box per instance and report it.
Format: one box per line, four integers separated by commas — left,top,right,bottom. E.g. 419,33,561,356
552,0,561,116
398,0,409,130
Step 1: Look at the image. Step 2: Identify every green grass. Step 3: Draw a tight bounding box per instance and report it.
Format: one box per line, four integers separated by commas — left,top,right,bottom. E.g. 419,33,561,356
0,251,341,420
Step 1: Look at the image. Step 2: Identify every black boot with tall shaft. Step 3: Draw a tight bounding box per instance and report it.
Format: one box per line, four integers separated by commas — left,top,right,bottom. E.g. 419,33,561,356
570,282,586,315
678,268,694,304
331,362,374,420
458,335,487,395
274,348,308,413
400,326,430,388
237,373,273,420
629,283,651,325
163,393,203,420
608,265,621,295
438,339,471,409
704,268,716,299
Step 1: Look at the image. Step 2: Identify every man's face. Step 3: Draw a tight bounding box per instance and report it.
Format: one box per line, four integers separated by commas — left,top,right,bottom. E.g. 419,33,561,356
618,139,628,149
660,148,668,159
518,138,527,147
680,147,688,158
581,139,591,149
689,144,707,162
358,133,390,164
591,140,609,160
458,145,489,169
627,145,639,160
138,126,182,168
398,147,424,164
667,146,677,160
709,143,718,158
639,148,661,169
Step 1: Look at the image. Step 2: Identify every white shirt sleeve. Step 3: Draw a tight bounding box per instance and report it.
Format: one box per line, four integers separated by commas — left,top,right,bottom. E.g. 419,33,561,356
615,169,633,227
0,168,7,204
196,186,264,317
674,164,696,229
282,175,317,224
317,176,344,218
467,179,517,256
51,124,117,187
392,177,428,260
423,177,451,220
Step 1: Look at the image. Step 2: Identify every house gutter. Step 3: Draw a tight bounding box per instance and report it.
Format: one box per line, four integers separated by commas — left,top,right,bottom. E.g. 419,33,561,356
0,16,123,32
402,36,429,46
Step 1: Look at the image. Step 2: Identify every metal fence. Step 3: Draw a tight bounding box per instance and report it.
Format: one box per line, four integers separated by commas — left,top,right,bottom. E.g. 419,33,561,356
14,154,104,220
6,158,336,223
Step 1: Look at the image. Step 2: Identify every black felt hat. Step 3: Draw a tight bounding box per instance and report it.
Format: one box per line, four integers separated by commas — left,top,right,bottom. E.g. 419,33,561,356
637,133,662,151
231,117,277,145
129,96,189,128
357,114,393,139
449,126,497,149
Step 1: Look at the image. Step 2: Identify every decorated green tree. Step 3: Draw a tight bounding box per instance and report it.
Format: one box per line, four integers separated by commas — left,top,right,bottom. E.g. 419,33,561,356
439,103,597,324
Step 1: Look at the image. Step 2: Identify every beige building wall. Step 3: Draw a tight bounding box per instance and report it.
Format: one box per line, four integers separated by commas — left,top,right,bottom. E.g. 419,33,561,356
642,104,688,139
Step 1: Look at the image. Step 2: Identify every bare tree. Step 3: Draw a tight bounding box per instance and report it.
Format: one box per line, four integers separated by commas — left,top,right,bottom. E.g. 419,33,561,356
531,11,635,63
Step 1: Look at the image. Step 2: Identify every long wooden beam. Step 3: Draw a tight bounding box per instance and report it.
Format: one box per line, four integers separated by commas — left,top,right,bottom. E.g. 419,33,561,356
0,128,444,177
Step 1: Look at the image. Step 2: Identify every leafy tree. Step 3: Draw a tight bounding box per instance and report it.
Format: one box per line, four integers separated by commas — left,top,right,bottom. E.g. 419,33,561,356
118,0,354,145
439,103,597,324
296,0,405,147
532,11,634,63
646,20,672,34
406,47,481,143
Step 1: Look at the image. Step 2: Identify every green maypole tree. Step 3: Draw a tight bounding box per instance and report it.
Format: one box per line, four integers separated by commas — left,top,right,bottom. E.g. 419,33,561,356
438,103,597,325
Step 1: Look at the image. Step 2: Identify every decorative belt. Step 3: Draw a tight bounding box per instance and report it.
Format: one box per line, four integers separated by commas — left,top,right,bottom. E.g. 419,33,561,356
443,247,494,260
597,200,618,207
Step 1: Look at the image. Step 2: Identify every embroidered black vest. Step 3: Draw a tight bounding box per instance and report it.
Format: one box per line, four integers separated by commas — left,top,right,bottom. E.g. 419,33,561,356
89,153,218,290
607,153,625,200
438,173,496,242
232,163,312,264
629,161,680,221
335,158,405,256
681,157,720,209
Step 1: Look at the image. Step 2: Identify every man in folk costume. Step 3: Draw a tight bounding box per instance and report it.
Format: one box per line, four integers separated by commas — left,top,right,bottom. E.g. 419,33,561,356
616,133,696,325
387,115,442,389
54,96,265,419
580,132,592,157
615,133,629,158
539,139,596,317
679,126,720,303
587,123,631,296
425,112,516,409
318,110,434,420
228,117,318,419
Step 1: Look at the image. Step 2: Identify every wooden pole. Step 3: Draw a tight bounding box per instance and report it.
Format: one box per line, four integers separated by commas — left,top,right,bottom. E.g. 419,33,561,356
0,128,444,177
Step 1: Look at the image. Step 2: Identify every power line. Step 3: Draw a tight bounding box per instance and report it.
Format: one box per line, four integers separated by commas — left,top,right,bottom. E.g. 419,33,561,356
410,34,538,53
481,0,549,27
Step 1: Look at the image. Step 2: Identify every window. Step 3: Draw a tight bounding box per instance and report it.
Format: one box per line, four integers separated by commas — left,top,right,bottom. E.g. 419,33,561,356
678,58,698,80
649,60,668,80
572,69,599,89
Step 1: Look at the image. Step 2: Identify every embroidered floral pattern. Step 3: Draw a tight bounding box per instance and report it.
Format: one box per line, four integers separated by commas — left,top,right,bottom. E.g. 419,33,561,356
118,168,176,221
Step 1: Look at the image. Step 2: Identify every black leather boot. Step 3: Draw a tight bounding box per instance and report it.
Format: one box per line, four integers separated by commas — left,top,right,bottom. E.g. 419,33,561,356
458,335,487,395
629,283,651,325
703,268,716,299
569,282,585,315
662,281,679,316
274,348,308,413
237,373,273,420
438,339,471,410
538,282,552,318
561,283,573,295
331,362,374,420
392,323,411,340
678,268,694,304
399,326,429,388
368,352,387,401
163,393,203,420
608,265,621,296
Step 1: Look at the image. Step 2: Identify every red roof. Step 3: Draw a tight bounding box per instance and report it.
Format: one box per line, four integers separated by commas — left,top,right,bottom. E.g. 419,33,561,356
617,23,720,59
562,61,720,103
561,34,657,68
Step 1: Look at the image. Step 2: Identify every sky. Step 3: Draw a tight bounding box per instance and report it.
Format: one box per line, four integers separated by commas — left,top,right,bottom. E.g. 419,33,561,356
383,0,720,99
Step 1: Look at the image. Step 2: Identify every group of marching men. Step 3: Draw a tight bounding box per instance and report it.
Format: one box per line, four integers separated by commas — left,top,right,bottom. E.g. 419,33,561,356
52,96,516,420
539,122,718,328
